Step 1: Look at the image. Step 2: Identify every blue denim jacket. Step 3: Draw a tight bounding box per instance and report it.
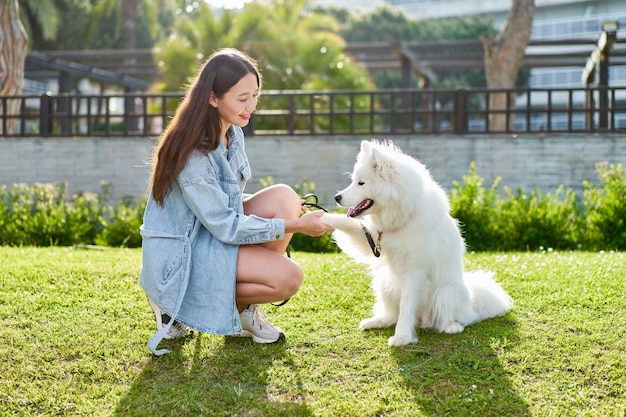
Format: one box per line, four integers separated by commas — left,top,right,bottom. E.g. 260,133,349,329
140,126,285,354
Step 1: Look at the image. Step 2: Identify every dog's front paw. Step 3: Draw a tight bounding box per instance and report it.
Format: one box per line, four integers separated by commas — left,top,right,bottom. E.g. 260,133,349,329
359,316,395,330
320,213,344,229
388,334,418,346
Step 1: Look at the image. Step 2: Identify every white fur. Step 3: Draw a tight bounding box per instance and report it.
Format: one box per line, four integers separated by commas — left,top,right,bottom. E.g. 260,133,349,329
321,140,512,346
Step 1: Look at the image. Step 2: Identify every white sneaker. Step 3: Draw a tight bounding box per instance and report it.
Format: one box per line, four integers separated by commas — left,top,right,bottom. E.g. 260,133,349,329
148,298,188,339
238,304,285,344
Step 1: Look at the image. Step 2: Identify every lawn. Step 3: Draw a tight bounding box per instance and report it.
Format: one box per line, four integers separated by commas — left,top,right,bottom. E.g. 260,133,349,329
0,247,624,416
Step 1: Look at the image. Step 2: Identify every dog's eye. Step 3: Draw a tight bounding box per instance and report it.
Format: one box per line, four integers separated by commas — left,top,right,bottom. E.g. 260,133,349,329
358,181,365,186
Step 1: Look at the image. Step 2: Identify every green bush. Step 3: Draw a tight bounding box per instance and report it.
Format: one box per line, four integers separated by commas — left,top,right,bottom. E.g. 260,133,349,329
497,185,582,251
95,197,146,248
0,182,139,247
0,183,107,246
582,162,626,250
1,162,624,251
451,163,626,252
449,162,504,251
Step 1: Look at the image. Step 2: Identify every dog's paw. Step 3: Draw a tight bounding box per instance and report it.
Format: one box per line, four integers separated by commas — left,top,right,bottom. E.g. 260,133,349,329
321,213,362,231
320,213,342,228
388,334,418,346
444,322,465,334
359,316,394,330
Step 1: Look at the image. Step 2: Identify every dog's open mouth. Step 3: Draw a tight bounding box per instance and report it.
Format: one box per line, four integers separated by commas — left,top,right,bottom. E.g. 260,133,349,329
347,199,374,218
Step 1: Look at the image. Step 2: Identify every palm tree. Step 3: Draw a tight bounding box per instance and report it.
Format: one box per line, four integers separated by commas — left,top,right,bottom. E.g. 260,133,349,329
88,0,160,51
19,0,60,42
232,0,366,91
152,0,374,133
0,0,26,95
0,0,39,133
152,2,243,92
153,0,372,92
1,0,60,96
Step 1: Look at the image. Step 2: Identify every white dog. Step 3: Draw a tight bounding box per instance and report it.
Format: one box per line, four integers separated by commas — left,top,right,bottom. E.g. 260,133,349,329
321,140,512,347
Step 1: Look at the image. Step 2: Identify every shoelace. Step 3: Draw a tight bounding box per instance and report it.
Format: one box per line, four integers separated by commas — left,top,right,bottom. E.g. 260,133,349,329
250,305,263,330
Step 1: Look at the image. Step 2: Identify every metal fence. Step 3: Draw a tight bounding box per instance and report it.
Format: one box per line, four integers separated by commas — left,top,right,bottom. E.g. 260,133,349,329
1,86,625,137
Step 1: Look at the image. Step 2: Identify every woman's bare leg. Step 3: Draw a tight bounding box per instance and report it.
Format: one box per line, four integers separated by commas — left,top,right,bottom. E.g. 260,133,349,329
235,246,303,309
242,183,302,252
236,184,303,310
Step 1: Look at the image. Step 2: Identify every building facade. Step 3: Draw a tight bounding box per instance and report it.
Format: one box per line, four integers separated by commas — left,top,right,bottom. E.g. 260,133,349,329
312,0,626,88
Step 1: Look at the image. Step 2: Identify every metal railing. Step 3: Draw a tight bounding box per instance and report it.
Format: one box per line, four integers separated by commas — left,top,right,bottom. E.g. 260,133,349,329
1,87,625,137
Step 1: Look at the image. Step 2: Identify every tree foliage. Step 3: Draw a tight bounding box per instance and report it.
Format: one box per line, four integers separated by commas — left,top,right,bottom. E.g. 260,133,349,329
18,0,62,44
21,0,176,51
152,0,374,92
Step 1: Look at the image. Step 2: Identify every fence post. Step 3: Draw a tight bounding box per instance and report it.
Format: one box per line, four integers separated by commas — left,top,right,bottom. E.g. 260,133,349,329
40,93,51,137
124,90,140,134
585,88,595,131
454,89,467,134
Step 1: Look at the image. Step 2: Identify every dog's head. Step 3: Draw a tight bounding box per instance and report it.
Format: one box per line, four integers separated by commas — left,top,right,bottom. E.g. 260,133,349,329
335,140,402,218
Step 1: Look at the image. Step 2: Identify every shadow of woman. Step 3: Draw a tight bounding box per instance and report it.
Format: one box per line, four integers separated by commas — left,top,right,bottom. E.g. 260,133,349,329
386,314,531,416
114,333,314,416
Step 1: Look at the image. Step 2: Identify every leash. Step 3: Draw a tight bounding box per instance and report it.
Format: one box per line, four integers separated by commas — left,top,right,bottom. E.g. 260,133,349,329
360,223,382,257
300,193,328,212
300,194,382,258
271,194,328,307
304,193,382,257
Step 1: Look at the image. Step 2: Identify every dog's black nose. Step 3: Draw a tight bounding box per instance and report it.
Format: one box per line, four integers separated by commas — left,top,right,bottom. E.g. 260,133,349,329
335,194,342,204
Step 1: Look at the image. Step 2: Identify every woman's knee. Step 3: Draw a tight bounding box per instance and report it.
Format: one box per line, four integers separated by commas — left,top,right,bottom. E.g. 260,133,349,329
280,263,304,299
269,184,301,217
244,183,301,219
269,183,298,197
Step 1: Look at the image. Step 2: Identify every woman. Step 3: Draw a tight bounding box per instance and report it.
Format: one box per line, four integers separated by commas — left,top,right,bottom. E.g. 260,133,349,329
140,48,333,355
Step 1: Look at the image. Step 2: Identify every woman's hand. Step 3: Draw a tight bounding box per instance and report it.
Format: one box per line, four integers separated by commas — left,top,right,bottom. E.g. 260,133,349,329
285,210,334,237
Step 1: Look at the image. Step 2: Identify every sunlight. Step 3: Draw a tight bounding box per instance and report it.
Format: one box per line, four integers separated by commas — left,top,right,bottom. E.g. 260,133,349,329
205,0,252,9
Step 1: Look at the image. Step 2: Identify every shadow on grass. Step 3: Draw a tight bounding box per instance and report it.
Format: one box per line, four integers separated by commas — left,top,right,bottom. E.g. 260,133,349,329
114,333,314,416
385,313,530,416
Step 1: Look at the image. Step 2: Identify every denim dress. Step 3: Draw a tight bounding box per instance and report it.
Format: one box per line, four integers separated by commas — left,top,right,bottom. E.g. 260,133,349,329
140,126,286,355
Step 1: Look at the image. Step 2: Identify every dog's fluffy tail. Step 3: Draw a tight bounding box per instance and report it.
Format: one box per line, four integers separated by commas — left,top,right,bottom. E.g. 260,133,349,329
464,270,513,321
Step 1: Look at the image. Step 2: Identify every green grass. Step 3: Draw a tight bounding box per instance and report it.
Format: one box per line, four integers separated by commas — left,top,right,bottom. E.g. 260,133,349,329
0,247,624,416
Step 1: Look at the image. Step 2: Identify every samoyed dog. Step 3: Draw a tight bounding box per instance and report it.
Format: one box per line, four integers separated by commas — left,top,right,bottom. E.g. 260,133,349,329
321,140,512,347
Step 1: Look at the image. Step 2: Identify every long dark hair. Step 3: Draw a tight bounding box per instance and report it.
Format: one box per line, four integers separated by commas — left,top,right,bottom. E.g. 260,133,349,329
150,48,262,205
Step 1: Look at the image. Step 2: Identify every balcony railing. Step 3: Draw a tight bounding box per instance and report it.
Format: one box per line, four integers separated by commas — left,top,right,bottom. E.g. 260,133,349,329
1,87,625,137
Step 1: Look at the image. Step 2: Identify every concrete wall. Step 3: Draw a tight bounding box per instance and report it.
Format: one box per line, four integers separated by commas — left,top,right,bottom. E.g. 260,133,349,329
1,134,624,207
0,136,155,204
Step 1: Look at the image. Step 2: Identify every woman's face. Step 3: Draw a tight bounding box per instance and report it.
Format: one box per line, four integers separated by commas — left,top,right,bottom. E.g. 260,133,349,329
210,72,259,131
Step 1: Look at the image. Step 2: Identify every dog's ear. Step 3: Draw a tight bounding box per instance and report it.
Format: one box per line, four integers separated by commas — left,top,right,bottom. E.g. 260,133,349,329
370,146,395,180
369,146,400,200
360,140,372,154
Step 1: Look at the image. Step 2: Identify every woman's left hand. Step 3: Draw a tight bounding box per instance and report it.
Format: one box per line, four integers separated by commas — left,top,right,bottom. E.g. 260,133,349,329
286,210,334,236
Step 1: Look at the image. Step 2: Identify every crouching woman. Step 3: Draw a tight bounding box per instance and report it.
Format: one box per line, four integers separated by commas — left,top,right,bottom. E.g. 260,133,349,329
140,48,332,355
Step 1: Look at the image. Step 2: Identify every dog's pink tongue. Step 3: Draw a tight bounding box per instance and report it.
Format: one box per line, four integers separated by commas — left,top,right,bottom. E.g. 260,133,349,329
347,200,366,217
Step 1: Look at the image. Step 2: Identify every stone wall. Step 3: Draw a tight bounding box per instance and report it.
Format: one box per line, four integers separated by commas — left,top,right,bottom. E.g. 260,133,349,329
1,134,624,207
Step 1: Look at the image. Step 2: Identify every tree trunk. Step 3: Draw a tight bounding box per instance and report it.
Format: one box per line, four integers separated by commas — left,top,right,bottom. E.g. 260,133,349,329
0,0,28,134
120,0,138,53
481,0,535,131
